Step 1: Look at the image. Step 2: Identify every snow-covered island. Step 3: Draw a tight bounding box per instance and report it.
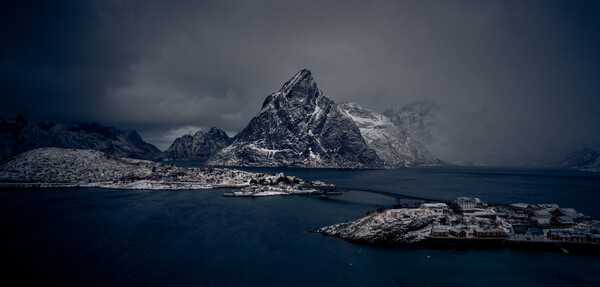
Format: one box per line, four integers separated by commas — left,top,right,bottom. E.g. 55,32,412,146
0,147,331,196
314,197,600,251
316,208,443,244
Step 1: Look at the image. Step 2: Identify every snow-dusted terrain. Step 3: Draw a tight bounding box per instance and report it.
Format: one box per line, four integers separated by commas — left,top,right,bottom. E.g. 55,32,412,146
0,147,326,196
314,206,513,245
210,69,440,168
315,203,600,249
314,208,444,244
313,206,511,244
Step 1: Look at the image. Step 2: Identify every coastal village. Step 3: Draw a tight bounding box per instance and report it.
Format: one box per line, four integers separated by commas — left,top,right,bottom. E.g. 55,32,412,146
422,197,600,247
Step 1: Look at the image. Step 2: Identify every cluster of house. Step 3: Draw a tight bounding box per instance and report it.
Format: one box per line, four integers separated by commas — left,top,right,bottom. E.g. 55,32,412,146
421,197,600,244
430,227,506,238
423,198,511,239
509,203,580,225
509,202,600,243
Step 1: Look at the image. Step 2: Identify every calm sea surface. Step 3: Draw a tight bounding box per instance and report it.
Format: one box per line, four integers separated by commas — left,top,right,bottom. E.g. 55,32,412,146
1,166,599,286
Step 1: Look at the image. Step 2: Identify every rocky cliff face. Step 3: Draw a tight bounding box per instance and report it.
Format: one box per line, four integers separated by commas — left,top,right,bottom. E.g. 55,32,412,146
0,116,160,160
161,127,233,161
209,69,440,168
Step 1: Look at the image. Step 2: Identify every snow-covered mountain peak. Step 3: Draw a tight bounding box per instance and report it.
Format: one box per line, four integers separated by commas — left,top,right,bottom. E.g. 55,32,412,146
259,69,330,120
260,69,321,111
279,69,315,95
210,70,441,168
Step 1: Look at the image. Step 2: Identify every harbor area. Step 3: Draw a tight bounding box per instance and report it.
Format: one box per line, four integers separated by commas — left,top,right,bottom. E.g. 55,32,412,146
420,197,600,250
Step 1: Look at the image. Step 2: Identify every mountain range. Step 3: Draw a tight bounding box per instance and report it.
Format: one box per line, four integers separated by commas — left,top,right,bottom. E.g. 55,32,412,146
209,69,441,168
4,69,596,171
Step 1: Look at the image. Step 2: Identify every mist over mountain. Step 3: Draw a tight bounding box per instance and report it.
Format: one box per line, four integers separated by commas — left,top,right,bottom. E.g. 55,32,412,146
383,101,483,165
383,100,600,168
558,137,600,172
560,148,600,172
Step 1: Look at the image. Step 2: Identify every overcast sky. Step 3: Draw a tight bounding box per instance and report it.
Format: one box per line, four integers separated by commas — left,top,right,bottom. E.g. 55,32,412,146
1,0,599,164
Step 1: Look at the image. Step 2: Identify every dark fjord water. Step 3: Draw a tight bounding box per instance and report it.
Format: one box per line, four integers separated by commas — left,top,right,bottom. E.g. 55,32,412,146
1,167,600,286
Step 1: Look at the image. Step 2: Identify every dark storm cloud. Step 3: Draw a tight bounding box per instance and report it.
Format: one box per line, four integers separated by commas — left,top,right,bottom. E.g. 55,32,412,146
0,0,139,121
1,0,599,163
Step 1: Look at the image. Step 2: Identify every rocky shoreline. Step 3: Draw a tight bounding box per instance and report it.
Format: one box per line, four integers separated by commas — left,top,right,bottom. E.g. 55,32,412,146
313,198,600,253
313,208,442,245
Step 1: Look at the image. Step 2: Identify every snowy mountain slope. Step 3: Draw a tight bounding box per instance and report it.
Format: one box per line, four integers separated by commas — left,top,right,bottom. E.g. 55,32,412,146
209,69,440,168
161,127,233,161
0,115,161,160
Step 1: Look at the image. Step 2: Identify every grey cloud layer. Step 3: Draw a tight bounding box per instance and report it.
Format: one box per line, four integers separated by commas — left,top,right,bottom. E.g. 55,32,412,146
1,0,599,163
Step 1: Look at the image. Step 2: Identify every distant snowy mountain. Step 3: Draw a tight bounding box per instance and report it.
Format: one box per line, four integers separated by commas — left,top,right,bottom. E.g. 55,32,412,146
558,142,600,172
161,127,233,161
0,115,160,160
209,69,440,168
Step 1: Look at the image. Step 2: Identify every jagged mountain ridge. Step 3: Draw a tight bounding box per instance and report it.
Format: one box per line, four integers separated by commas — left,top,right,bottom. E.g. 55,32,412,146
0,115,160,160
209,69,440,168
161,127,233,161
